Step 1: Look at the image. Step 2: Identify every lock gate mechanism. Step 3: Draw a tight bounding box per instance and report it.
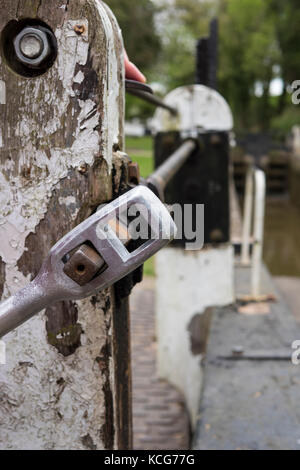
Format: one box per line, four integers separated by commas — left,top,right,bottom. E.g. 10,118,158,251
0,186,176,338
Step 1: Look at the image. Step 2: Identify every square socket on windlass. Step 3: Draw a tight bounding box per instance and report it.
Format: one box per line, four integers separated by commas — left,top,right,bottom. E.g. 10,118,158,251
63,244,106,286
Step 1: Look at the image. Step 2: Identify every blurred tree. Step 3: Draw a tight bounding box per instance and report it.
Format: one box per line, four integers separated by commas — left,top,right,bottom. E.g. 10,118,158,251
270,0,300,83
154,0,216,89
109,0,300,131
218,0,279,129
108,0,161,72
152,23,196,89
108,0,162,121
174,0,217,36
166,0,300,131
268,0,300,114
161,0,284,130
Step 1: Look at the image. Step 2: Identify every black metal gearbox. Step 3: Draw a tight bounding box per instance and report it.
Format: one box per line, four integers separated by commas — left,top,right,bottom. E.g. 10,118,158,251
154,131,230,247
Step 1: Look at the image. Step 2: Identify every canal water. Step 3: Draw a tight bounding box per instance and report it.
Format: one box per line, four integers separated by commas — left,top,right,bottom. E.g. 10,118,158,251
264,198,300,278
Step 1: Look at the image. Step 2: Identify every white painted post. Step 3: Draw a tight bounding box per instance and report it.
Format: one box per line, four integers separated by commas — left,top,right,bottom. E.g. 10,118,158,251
153,85,235,427
292,125,300,157
241,166,254,266
251,169,266,297
240,165,266,297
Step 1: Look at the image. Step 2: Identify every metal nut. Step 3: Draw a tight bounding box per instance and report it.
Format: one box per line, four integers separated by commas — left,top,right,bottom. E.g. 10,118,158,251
63,244,106,286
13,27,51,67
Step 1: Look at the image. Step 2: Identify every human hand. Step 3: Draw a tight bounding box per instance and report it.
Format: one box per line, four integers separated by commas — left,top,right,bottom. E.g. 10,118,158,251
124,50,146,83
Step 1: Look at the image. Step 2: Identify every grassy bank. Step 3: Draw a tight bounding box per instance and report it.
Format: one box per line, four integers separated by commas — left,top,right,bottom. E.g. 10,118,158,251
126,136,155,277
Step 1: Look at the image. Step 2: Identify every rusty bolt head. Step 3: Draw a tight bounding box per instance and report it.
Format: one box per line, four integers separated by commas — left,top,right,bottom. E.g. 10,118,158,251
74,24,86,35
77,162,88,174
128,162,140,185
63,244,106,286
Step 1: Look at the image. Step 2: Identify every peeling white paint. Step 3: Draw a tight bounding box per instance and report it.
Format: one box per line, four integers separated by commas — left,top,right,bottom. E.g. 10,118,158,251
0,80,5,148
57,20,89,92
0,22,101,270
0,3,124,450
73,71,85,84
58,196,76,206
58,196,79,221
0,294,110,450
0,80,6,104
2,264,31,298
96,2,123,164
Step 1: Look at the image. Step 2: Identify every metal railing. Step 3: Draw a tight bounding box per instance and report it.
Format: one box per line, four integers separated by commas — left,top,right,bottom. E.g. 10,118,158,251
241,165,266,297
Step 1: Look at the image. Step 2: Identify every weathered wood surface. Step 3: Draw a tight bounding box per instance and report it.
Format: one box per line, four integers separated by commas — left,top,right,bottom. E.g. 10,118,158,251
0,0,131,450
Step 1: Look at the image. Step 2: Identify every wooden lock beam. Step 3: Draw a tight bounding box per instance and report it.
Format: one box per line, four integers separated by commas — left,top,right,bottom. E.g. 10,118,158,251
0,0,132,450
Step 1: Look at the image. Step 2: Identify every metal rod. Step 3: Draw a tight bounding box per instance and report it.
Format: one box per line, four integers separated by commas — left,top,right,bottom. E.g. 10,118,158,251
125,79,154,95
126,88,178,116
219,351,292,361
241,166,254,266
147,140,197,195
0,278,54,338
251,168,266,298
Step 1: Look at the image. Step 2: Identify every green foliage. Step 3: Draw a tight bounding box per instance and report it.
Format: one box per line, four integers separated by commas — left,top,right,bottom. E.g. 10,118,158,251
126,136,153,152
269,0,300,84
271,106,300,133
132,155,154,178
125,94,156,121
125,136,154,176
108,0,162,120
157,0,300,132
174,0,217,35
143,256,155,277
126,136,156,277
218,0,280,129
153,23,196,90
110,0,300,133
153,0,216,90
107,0,161,72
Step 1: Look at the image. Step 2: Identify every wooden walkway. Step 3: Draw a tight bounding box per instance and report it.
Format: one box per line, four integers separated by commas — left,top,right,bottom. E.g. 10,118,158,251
130,277,190,450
